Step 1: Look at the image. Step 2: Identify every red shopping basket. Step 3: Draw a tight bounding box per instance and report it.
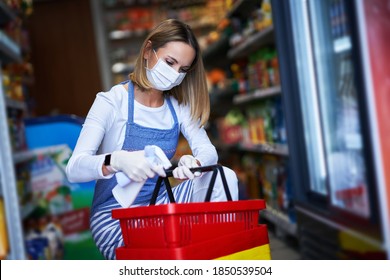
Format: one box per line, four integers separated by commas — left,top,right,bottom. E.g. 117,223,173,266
112,165,268,258
116,225,270,260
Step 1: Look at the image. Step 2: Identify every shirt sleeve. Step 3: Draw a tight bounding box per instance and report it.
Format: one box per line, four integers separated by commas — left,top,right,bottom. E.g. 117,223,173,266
178,102,218,166
65,91,117,183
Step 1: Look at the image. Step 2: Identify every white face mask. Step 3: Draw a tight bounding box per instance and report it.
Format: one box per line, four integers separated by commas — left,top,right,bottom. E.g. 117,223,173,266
146,50,186,91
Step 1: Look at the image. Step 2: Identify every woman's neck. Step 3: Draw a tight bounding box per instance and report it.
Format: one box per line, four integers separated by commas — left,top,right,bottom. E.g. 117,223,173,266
126,83,164,107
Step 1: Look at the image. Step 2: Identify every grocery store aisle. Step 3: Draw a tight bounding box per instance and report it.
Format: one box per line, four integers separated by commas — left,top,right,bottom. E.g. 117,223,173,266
267,227,301,260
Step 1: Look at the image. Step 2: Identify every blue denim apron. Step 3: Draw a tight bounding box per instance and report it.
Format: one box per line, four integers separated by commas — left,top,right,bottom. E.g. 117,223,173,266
90,81,193,259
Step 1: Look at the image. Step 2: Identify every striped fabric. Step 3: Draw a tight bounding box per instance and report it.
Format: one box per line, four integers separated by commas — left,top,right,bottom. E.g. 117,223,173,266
91,180,194,260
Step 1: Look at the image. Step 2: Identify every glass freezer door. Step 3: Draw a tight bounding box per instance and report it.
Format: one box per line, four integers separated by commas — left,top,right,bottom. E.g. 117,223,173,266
291,0,370,218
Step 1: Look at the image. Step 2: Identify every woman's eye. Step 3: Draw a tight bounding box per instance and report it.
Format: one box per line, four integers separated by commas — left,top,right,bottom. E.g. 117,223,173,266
166,60,174,66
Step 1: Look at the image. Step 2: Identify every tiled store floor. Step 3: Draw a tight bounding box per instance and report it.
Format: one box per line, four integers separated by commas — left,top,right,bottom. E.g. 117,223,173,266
267,226,301,260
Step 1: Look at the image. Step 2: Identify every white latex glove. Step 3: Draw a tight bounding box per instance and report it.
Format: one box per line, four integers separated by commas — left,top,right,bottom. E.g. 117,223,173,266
172,155,201,180
110,150,166,182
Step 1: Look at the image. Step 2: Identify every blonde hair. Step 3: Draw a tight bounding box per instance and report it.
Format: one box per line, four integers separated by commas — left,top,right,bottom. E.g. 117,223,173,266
129,19,209,126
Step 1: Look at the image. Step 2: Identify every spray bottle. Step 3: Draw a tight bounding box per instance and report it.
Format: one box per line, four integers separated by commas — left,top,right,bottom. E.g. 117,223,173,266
112,145,172,208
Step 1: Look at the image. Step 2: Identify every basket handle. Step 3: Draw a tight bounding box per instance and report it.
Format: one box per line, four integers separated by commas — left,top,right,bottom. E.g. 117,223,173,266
149,164,233,205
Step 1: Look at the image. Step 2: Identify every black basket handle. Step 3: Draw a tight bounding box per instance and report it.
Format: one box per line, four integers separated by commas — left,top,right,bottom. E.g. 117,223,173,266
150,164,233,205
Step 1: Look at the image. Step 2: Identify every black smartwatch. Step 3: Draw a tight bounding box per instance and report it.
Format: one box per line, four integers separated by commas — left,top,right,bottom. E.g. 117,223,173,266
104,154,111,166
104,154,116,173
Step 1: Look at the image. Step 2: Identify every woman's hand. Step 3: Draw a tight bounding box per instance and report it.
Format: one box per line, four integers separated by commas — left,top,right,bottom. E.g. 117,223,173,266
110,150,166,182
172,155,201,180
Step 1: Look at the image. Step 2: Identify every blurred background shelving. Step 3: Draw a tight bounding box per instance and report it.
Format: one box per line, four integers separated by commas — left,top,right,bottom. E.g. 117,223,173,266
0,0,33,260
1,0,390,260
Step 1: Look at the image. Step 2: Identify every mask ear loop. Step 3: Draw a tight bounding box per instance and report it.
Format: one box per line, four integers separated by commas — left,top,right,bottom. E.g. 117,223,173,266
152,49,158,59
146,49,159,70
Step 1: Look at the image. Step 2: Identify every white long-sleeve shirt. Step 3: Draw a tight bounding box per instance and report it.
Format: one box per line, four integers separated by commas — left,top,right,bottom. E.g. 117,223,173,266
66,84,217,183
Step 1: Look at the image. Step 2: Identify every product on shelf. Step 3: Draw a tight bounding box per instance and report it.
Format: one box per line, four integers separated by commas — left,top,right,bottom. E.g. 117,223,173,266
2,1,33,51
1,0,35,153
15,149,73,220
206,68,229,92
247,47,280,92
241,155,262,199
230,61,248,94
0,197,10,260
13,145,96,259
1,0,36,260
214,95,287,149
257,0,273,31
216,109,245,145
228,0,273,49
229,16,244,48
24,214,64,260
203,0,296,234
241,153,294,221
198,0,230,49
5,0,33,16
227,47,281,97
246,106,264,145
207,68,225,86
2,62,32,102
106,7,154,35
103,0,228,84
7,107,27,151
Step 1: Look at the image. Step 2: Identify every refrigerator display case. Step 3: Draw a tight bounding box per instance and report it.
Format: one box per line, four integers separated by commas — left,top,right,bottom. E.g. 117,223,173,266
272,0,390,259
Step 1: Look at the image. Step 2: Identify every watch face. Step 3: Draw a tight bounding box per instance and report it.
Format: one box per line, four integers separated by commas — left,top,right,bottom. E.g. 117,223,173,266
104,154,111,166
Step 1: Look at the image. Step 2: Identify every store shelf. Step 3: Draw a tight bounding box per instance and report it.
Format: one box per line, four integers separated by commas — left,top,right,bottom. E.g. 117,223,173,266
204,1,296,246
227,25,275,60
0,70,26,260
210,90,236,118
0,1,16,26
108,29,148,41
239,142,289,157
5,96,27,111
103,1,147,10
187,20,215,33
233,85,281,105
210,86,237,98
112,62,134,74
214,141,288,157
0,1,33,260
0,30,22,63
103,0,207,10
261,205,297,237
167,0,207,9
202,33,230,68
13,144,66,164
226,0,258,18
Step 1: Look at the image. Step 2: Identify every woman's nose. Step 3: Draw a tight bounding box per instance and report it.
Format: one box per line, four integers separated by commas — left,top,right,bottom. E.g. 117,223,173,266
172,66,181,73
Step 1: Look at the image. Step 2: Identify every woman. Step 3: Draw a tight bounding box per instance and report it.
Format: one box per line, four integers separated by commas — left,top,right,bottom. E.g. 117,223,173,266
66,19,238,260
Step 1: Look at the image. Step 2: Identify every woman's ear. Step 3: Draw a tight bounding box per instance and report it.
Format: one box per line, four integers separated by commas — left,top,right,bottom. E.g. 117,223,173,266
143,40,152,60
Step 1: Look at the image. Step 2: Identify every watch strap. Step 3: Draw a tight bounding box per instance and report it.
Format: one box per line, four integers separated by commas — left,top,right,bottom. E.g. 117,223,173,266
104,154,117,173
104,154,111,166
